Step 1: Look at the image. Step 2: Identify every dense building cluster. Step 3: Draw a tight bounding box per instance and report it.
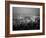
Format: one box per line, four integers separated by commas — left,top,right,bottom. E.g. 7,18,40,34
13,16,40,31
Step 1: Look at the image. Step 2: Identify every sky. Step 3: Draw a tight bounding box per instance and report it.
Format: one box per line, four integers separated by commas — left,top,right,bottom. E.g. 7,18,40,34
13,7,40,17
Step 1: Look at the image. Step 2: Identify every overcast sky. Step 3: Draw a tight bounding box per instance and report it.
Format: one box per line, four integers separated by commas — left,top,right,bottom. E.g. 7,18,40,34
13,7,40,17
